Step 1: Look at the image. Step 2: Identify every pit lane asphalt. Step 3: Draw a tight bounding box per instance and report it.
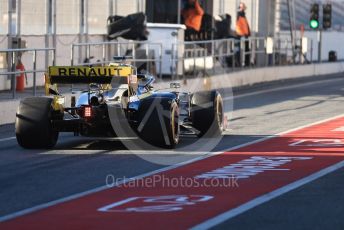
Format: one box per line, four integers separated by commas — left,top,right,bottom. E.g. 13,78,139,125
1,74,344,228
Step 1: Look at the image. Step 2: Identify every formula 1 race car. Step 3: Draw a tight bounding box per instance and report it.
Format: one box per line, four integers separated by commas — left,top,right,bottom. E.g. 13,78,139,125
15,58,224,149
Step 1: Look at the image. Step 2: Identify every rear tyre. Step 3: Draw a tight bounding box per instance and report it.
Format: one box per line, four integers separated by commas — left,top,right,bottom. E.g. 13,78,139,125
15,97,59,149
191,90,224,137
137,98,180,148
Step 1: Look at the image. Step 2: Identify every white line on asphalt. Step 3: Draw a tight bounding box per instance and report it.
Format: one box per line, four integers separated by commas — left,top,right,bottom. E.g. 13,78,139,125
191,160,344,230
0,137,16,142
1,114,343,223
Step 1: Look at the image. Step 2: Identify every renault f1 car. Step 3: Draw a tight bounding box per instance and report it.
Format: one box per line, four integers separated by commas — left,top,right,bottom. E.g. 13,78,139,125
15,59,224,149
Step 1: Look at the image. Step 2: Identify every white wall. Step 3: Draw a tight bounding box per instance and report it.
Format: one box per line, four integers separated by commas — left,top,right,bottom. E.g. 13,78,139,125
304,31,344,61
0,0,9,34
277,31,344,62
155,62,344,91
226,62,344,88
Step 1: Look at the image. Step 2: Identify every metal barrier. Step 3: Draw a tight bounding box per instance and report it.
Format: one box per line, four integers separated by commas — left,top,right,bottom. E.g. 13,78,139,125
70,37,313,82
244,37,267,68
0,48,55,98
171,38,237,78
273,37,312,65
171,36,313,78
71,41,163,78
0,37,306,99
0,36,317,100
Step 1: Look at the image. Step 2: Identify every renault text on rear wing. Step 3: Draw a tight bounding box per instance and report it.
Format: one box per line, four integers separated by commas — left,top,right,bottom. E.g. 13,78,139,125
48,66,133,84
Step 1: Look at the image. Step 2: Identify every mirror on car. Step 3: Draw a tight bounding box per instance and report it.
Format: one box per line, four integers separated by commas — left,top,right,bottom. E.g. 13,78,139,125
49,88,60,96
170,82,181,89
89,83,100,91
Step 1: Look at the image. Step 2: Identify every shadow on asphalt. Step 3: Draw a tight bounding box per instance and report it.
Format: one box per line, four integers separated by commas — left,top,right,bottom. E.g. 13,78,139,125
50,134,270,153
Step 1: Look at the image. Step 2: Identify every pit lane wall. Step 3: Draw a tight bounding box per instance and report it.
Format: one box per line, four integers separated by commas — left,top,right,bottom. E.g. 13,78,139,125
155,62,344,90
223,62,344,88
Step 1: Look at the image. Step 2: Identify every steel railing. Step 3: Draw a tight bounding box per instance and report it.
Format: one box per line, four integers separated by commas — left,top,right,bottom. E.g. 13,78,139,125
0,37,313,100
171,36,313,78
0,48,55,98
172,38,238,78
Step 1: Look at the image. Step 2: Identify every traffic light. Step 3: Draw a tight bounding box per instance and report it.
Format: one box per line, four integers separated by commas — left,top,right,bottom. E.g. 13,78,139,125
323,4,332,29
310,3,319,29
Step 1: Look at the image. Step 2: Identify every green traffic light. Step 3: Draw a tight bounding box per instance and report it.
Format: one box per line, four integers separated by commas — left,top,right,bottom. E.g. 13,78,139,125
310,19,319,29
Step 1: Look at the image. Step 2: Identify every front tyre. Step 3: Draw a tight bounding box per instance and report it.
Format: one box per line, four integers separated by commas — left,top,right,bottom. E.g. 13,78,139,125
191,90,224,137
